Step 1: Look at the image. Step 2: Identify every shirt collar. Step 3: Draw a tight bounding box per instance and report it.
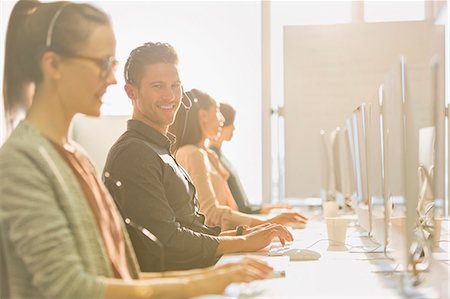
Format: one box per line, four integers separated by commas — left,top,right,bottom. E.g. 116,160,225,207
127,119,176,149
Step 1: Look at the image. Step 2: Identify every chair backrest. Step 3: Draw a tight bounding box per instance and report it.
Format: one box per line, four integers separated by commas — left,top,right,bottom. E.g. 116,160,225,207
70,115,130,173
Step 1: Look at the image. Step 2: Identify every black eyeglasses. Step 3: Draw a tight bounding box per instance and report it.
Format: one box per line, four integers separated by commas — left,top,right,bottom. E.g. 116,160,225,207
64,54,119,79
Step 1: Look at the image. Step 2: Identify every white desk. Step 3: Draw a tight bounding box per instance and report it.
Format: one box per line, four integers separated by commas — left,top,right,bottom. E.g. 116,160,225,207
207,214,450,299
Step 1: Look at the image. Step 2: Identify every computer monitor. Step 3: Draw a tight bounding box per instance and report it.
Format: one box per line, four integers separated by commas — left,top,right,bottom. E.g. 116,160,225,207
327,126,354,205
345,118,358,201
349,112,362,209
335,127,356,203
332,128,343,201
425,57,447,256
320,129,336,202
389,56,441,270
428,55,449,298
417,126,435,217
377,59,408,263
378,84,390,248
349,104,373,233
402,56,448,272
367,87,388,246
428,57,447,219
320,127,352,206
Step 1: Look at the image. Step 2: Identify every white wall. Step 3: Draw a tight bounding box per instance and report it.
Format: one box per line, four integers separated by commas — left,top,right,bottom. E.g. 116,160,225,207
0,1,263,203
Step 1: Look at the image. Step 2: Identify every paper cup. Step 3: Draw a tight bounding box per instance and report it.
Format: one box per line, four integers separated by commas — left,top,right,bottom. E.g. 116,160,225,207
326,217,349,246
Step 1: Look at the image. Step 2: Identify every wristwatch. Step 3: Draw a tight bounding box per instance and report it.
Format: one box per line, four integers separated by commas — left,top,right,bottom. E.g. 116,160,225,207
236,225,245,236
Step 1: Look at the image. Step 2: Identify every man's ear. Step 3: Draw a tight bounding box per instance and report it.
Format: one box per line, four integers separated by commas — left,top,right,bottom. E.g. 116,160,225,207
41,52,62,80
124,83,137,100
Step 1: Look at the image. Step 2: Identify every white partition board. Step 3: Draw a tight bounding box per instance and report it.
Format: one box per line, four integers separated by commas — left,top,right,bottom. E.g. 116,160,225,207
284,21,444,198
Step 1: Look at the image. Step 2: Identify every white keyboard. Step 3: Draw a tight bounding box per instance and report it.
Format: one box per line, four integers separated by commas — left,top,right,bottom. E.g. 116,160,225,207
268,244,293,256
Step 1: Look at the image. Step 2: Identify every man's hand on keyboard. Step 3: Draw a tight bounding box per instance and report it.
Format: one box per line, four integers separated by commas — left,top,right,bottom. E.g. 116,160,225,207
242,224,294,252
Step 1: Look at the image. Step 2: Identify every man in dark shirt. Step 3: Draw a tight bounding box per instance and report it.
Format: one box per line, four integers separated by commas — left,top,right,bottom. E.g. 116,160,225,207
104,42,292,272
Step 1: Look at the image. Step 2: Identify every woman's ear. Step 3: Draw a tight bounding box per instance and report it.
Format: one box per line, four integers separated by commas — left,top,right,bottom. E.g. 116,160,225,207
41,52,62,80
198,109,208,124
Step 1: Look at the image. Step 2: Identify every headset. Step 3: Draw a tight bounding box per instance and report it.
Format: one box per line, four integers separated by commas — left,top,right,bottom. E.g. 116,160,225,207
181,86,193,111
175,88,196,153
103,172,166,272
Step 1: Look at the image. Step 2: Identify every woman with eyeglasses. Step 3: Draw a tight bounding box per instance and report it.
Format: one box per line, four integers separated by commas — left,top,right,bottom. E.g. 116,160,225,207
0,1,272,298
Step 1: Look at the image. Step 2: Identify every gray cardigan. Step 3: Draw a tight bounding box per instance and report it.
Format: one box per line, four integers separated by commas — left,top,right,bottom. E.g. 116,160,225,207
0,120,140,299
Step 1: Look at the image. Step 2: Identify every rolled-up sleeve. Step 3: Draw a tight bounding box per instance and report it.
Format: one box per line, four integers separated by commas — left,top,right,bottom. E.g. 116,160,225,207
0,151,105,299
107,143,219,271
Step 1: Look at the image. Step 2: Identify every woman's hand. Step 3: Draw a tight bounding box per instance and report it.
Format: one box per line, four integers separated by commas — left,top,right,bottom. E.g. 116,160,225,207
240,223,272,235
266,212,308,226
186,258,272,296
260,203,292,214
218,223,272,236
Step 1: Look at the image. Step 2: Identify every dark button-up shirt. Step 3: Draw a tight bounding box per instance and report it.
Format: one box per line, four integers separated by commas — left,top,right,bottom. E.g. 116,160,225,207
104,120,220,271
209,146,262,214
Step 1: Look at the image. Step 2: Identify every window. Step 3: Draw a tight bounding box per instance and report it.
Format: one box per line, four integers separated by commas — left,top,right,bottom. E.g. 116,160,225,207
364,1,424,22
0,1,263,203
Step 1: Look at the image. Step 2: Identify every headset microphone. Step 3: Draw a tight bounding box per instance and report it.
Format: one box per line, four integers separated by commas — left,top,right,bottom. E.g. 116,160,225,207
181,87,193,111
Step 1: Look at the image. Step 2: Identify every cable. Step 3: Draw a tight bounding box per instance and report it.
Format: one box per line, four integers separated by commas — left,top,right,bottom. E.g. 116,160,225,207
125,218,166,274
173,88,194,155
103,171,166,273
303,238,393,258
304,238,355,250
181,87,193,110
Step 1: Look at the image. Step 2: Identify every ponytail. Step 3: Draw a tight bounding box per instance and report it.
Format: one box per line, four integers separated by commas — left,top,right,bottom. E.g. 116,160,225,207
3,0,40,126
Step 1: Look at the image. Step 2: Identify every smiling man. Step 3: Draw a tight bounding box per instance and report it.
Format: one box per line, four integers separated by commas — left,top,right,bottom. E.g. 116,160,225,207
103,42,293,272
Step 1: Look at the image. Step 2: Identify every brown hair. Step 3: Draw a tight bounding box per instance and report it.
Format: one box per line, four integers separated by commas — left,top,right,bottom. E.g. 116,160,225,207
3,0,110,127
124,42,179,87
169,89,216,152
219,102,236,127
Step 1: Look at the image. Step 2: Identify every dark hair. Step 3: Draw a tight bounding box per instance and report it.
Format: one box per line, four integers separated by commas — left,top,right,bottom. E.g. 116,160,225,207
219,102,236,127
3,0,110,126
124,42,179,86
169,89,216,151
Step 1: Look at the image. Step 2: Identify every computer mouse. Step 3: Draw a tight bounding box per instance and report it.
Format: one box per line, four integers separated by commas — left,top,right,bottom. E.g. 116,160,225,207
284,249,321,261
266,270,286,279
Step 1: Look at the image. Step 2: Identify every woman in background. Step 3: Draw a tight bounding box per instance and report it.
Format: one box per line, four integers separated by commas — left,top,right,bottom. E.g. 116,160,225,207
209,102,292,214
0,1,271,298
170,89,307,230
